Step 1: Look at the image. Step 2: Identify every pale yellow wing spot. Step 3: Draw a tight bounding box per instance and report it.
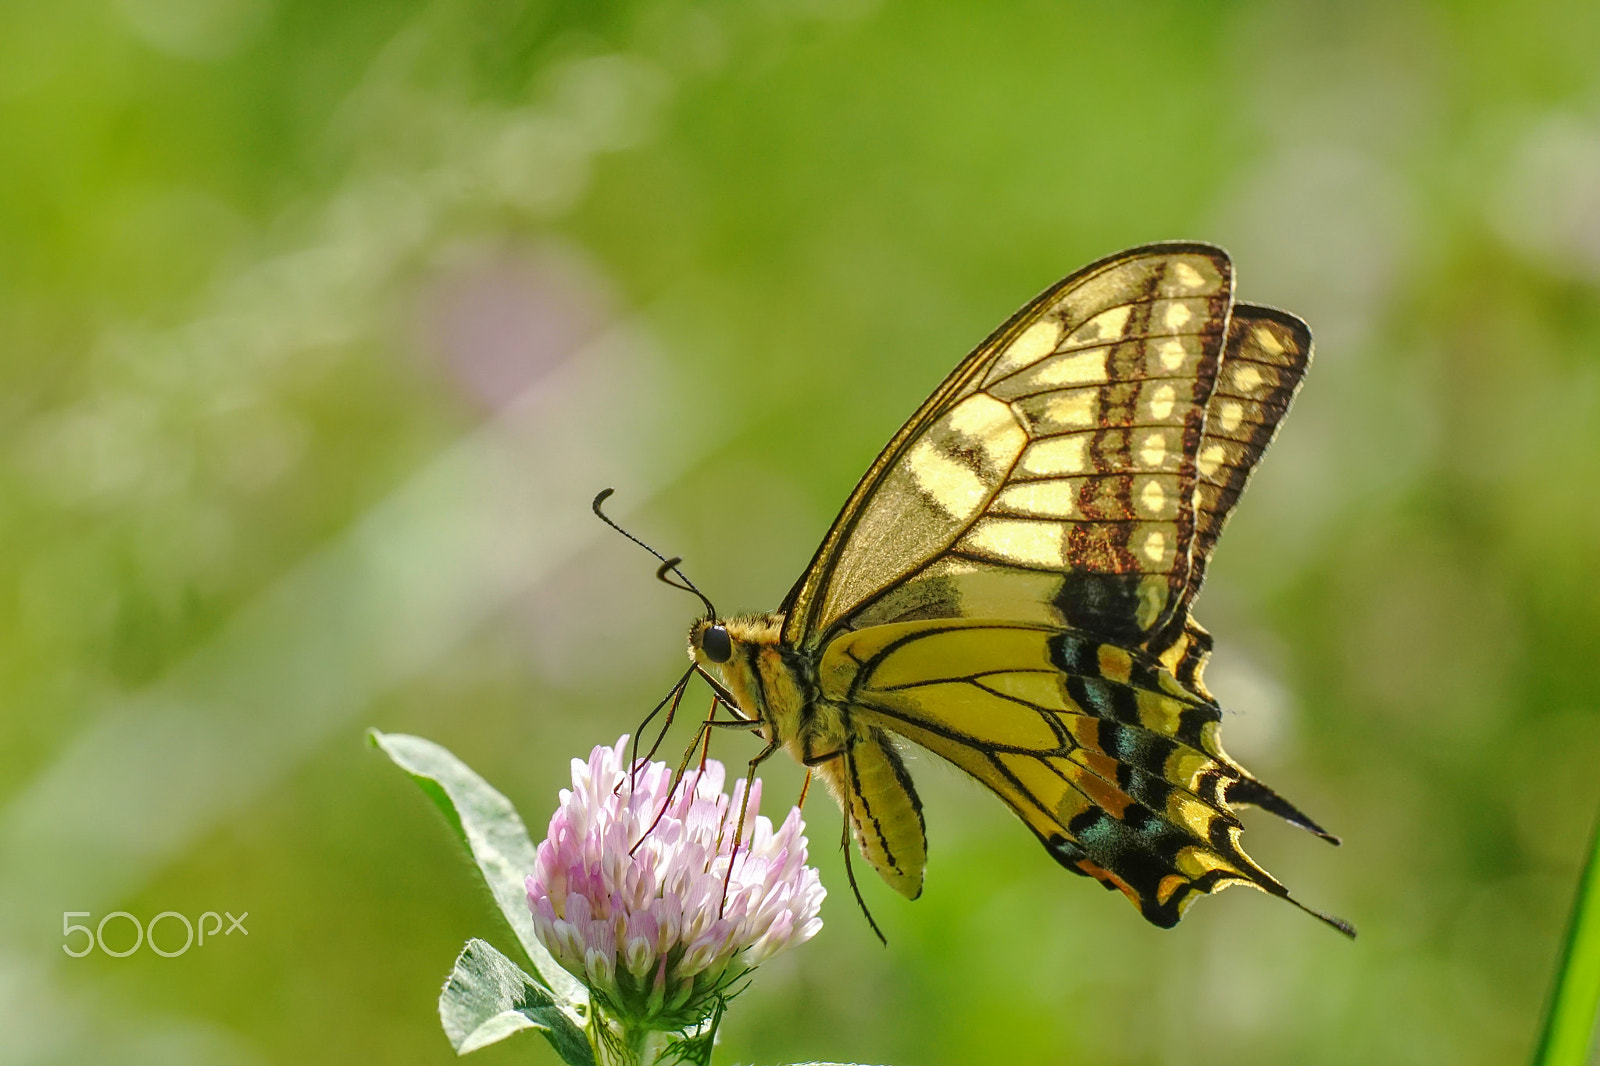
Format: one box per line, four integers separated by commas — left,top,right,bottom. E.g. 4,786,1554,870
1140,526,1169,565
960,517,1066,570
1063,305,1132,347
1230,362,1264,394
1018,434,1091,477
1137,476,1171,518
1135,574,1170,632
1015,389,1100,435
1033,348,1111,388
1146,382,1177,420
907,439,990,520
1168,259,1207,290
1138,429,1169,468
989,318,1062,381
946,392,1025,462
994,480,1083,519
1155,337,1189,371
1254,324,1286,355
1160,300,1194,330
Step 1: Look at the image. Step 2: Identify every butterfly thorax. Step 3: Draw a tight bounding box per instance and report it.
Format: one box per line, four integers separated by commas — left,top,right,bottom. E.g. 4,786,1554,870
688,613,928,899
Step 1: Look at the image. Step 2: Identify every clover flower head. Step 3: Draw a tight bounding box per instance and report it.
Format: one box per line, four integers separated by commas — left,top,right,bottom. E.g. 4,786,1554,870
526,737,825,1029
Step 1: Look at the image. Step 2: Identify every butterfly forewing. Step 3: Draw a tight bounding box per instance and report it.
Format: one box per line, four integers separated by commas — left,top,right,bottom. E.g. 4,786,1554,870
1188,306,1312,595
783,244,1235,650
1145,304,1312,696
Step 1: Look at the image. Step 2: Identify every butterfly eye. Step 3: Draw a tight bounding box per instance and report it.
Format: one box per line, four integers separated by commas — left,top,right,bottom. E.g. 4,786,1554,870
701,624,732,663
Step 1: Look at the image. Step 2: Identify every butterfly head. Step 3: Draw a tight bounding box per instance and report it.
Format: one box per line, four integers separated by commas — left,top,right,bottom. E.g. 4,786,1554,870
691,619,734,664
685,613,788,731
687,614,782,670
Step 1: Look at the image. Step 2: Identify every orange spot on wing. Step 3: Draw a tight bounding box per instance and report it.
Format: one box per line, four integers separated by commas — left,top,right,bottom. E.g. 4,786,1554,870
1069,764,1135,820
1156,873,1189,906
1075,749,1122,784
1076,859,1138,903
1066,715,1103,753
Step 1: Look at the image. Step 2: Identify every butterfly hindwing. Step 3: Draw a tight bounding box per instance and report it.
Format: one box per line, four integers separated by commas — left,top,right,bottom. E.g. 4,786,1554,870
817,619,1348,931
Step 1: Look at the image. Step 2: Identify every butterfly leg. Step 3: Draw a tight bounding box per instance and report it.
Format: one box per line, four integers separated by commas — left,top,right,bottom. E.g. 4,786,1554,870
799,742,890,944
802,745,845,767
837,796,888,947
717,732,784,918
631,697,729,855
622,663,697,795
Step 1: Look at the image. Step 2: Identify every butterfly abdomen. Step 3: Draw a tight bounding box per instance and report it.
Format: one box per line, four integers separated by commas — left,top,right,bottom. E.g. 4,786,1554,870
813,723,926,900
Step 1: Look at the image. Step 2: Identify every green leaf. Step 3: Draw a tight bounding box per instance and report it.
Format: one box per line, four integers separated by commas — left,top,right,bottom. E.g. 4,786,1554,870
369,729,587,1007
1532,808,1600,1066
440,938,595,1063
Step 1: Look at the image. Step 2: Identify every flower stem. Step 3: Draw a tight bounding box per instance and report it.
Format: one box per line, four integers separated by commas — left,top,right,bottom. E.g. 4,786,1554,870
587,1008,669,1066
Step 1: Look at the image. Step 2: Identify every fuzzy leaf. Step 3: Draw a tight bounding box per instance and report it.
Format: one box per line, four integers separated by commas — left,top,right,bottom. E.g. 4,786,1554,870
440,938,594,1063
370,729,586,1007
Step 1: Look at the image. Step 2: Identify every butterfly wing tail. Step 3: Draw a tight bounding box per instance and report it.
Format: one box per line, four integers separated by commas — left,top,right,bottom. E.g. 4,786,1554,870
1033,774,1354,937
1226,774,1342,845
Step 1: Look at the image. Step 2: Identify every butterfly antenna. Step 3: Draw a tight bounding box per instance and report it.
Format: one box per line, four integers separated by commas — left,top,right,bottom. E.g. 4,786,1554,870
592,488,718,619
654,558,717,619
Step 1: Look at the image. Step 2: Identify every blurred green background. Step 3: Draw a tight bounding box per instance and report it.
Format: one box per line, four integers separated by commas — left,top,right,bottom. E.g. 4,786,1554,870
3,0,1599,1063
